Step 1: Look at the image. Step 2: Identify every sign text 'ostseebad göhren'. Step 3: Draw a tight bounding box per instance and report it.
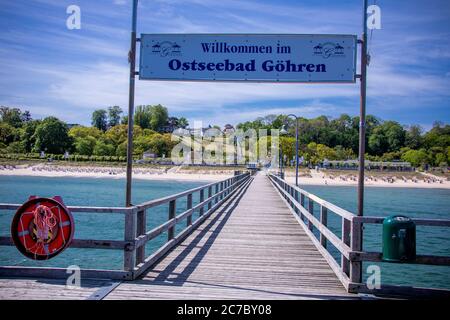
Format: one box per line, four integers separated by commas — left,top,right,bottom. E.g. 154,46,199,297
139,34,357,83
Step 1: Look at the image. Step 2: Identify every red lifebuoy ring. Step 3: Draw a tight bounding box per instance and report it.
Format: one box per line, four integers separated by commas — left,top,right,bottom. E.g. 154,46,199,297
11,196,74,260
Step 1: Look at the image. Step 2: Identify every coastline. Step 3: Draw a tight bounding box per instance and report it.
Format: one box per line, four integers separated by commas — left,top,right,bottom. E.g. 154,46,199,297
1,166,449,189
284,175,450,189
0,167,233,182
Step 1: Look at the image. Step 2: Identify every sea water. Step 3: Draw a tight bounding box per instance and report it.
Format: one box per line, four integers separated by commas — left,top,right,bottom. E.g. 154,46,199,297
302,185,450,290
0,176,448,289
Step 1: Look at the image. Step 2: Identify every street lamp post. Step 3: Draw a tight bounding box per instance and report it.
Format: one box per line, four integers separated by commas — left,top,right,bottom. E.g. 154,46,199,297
281,114,300,186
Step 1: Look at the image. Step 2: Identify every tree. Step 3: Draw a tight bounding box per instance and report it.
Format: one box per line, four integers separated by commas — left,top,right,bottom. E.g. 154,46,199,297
368,121,405,155
423,123,450,149
91,109,108,131
405,125,423,150
108,106,122,127
33,117,73,154
20,120,41,152
0,122,18,145
178,117,189,129
74,136,96,155
0,107,23,128
401,149,429,167
69,126,102,139
6,141,26,153
20,110,32,123
93,140,115,156
105,124,143,148
149,104,168,131
134,105,152,129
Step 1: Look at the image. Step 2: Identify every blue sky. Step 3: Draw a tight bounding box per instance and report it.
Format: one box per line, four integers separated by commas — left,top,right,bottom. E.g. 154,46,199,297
0,0,449,129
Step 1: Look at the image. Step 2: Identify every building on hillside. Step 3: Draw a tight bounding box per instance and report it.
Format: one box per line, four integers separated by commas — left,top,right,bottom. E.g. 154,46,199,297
223,124,235,135
160,117,180,133
143,151,158,159
323,160,413,171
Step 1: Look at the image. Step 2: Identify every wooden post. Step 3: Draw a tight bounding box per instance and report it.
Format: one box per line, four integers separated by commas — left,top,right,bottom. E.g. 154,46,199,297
350,219,362,283
199,189,204,216
168,200,176,241
186,193,193,226
124,208,137,272
308,199,314,231
320,206,328,248
136,208,146,264
341,218,351,276
208,186,212,210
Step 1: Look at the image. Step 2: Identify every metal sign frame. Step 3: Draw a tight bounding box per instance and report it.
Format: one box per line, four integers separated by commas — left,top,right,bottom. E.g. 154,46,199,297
138,33,358,84
125,0,369,284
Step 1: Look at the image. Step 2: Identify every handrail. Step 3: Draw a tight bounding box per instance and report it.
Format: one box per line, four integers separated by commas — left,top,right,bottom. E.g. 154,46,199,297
0,172,251,280
268,173,450,296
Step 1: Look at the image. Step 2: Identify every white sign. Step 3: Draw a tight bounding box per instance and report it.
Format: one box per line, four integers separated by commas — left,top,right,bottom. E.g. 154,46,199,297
139,34,357,83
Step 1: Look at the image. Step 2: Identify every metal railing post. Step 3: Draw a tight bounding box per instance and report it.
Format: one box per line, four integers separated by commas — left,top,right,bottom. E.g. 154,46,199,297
186,193,193,226
168,200,176,240
320,206,328,248
308,199,314,231
124,208,137,272
341,218,351,276
199,189,204,216
136,208,146,264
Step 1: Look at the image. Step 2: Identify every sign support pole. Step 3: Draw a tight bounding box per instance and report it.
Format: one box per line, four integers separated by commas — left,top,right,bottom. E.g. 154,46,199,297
355,0,369,283
126,0,138,207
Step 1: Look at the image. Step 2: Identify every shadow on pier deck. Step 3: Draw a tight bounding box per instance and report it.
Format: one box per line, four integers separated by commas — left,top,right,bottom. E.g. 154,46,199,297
105,173,356,300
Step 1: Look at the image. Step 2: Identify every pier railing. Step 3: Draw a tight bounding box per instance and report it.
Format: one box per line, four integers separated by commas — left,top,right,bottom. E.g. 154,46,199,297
268,173,450,296
0,172,251,280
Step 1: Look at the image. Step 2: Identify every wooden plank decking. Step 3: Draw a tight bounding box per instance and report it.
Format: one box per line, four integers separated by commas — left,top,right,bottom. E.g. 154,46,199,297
105,173,357,300
0,277,119,300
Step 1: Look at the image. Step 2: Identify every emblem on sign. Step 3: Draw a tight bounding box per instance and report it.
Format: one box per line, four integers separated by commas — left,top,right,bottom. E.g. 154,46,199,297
11,196,74,260
313,42,346,59
151,41,182,57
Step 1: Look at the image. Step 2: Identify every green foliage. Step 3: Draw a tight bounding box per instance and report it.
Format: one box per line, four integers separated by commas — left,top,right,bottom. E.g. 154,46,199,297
178,117,189,129
69,126,102,139
368,121,405,155
74,136,96,156
20,120,41,152
134,105,152,129
0,106,24,128
1,106,448,169
423,123,450,149
0,122,19,144
33,117,73,154
6,141,26,153
401,149,429,167
108,106,122,127
116,141,127,157
91,109,108,131
93,140,115,156
134,104,168,131
149,105,168,131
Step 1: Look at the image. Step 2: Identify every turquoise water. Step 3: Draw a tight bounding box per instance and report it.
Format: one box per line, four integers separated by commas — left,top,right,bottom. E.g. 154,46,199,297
0,176,205,271
0,176,449,290
301,185,450,290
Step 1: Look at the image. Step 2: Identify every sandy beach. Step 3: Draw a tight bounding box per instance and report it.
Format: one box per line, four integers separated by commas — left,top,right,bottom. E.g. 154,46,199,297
0,165,233,182
0,165,448,188
281,170,450,189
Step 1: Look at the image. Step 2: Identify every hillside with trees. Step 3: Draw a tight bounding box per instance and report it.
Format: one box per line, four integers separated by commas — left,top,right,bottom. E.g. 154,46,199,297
0,105,449,169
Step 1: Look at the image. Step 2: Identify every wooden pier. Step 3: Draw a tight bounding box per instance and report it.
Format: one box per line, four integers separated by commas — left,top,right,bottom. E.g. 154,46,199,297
106,174,354,300
1,172,449,300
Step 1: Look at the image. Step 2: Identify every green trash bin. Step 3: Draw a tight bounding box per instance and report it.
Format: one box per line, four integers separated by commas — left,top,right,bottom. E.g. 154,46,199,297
382,215,416,262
